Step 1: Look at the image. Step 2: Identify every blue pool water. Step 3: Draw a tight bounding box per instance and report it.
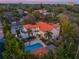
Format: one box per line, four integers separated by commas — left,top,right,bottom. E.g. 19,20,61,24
25,43,43,52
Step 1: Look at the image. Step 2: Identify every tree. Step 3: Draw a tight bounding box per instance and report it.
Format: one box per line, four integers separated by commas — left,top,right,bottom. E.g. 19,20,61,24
23,14,36,24
59,15,73,37
44,31,52,40
32,11,41,21
3,30,24,59
56,15,78,59
3,20,24,59
16,29,21,38
45,15,53,23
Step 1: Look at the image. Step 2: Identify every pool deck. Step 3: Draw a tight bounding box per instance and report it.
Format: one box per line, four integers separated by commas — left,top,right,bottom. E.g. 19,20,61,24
25,39,47,47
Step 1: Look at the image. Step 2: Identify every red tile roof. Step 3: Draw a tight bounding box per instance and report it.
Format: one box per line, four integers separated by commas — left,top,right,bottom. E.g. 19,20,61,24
50,23,60,29
37,22,53,32
23,24,33,29
23,22,60,32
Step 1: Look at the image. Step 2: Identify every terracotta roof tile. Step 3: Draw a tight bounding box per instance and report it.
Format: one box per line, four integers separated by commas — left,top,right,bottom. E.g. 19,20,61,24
37,22,53,32
23,24,33,29
23,22,60,31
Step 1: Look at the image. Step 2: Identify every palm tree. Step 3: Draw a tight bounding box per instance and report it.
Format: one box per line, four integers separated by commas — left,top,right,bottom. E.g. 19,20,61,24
16,29,20,38
27,29,33,46
44,31,52,40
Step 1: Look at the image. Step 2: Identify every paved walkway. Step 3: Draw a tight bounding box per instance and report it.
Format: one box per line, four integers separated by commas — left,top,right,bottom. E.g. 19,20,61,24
25,39,47,47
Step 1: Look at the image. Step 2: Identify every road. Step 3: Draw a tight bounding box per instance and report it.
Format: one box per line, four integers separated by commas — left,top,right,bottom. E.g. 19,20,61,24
0,19,4,41
0,18,4,59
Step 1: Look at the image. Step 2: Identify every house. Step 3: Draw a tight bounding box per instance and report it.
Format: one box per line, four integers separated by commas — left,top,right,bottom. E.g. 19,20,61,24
21,22,60,39
17,9,24,15
43,12,55,16
24,11,28,14
20,24,40,39
50,23,60,39
11,21,22,37
34,10,47,14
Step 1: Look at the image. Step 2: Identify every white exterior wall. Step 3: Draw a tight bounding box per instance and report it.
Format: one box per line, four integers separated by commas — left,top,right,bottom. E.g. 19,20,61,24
20,31,28,38
22,26,60,39
51,28,60,39
20,28,29,38
25,39,47,47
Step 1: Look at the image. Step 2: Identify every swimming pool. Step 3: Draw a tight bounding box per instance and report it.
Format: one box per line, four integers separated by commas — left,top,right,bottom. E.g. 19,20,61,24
25,43,43,52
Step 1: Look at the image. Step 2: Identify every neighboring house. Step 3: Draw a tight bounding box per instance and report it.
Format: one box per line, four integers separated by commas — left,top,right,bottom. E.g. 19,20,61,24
19,16,25,22
43,12,54,16
17,9,24,15
11,27,17,35
11,21,22,36
34,10,47,14
24,11,28,14
21,22,60,39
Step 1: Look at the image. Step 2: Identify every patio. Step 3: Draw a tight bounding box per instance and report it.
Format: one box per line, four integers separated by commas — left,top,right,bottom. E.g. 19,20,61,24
25,39,48,55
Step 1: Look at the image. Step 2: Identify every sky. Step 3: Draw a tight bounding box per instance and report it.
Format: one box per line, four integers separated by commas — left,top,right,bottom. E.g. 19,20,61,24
0,0,79,4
